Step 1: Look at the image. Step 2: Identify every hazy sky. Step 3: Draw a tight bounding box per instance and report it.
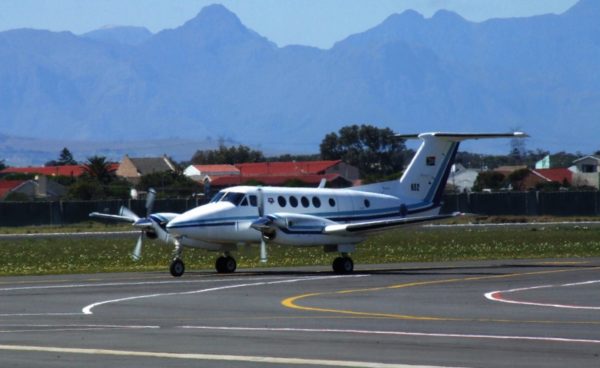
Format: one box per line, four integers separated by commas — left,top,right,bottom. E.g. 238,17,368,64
0,0,580,49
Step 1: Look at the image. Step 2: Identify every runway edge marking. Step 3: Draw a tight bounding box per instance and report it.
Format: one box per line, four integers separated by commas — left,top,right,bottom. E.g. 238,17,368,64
0,344,461,368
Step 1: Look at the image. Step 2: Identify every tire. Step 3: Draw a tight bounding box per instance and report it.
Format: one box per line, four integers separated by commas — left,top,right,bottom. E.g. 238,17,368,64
215,256,226,273
216,256,237,273
170,259,185,277
224,256,237,273
332,256,353,274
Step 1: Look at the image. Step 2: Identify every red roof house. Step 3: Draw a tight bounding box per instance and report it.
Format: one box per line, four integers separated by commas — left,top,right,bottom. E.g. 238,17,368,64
533,168,573,185
0,180,26,199
0,164,118,178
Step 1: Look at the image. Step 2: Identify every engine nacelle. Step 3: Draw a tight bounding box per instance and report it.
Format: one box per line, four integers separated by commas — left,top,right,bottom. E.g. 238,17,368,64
266,213,364,247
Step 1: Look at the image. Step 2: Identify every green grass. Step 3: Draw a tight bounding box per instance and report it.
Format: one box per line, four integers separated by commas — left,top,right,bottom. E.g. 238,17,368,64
1,223,600,276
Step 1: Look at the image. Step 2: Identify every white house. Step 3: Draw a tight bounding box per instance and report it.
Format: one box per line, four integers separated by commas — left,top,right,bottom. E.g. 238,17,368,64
570,155,600,189
183,164,240,182
446,164,480,193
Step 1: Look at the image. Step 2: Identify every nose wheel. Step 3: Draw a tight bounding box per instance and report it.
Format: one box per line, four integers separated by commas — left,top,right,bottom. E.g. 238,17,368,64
332,256,353,274
170,258,185,277
216,256,237,273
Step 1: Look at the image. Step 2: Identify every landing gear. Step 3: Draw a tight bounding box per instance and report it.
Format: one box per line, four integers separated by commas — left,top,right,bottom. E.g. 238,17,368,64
170,258,185,277
332,256,354,274
215,255,237,273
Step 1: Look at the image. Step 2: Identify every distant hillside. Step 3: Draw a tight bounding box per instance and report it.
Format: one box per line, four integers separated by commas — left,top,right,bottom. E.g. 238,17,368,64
1,0,599,159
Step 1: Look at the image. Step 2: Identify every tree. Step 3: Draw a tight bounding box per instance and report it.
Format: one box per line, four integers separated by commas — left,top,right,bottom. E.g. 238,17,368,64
0,159,6,171
472,171,506,192
191,145,265,165
507,168,530,191
137,171,199,197
320,124,406,179
83,156,114,184
45,147,77,166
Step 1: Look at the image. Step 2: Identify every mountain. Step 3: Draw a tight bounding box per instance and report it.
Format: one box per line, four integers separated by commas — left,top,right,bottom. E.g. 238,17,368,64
82,26,152,46
1,0,599,163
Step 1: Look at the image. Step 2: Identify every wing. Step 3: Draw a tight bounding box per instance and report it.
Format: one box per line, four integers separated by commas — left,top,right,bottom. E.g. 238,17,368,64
89,212,136,223
323,213,461,236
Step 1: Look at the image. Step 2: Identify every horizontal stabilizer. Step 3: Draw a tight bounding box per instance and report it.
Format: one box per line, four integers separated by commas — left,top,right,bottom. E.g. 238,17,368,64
396,132,528,141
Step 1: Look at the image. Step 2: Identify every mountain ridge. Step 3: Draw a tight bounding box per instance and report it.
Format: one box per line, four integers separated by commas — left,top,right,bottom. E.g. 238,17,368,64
0,0,598,162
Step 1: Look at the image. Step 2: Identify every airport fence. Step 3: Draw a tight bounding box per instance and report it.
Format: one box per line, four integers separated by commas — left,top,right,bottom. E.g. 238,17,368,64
0,191,599,227
440,191,600,217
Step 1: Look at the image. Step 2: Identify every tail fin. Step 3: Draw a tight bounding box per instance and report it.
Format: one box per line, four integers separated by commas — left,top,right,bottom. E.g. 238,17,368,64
356,132,527,209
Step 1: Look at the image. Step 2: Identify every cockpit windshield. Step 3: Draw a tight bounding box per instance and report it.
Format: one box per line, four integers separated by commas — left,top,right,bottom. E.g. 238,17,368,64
221,192,246,206
209,191,225,203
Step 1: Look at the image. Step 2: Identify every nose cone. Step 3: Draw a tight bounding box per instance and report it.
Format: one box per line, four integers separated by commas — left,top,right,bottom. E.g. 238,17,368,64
166,202,235,237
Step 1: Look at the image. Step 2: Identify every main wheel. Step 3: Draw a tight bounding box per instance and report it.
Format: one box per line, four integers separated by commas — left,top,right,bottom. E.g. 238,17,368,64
224,256,237,273
170,258,185,277
216,256,237,273
332,256,353,274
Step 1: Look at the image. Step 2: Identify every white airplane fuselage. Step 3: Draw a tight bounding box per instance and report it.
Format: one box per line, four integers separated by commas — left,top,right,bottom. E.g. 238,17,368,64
166,186,438,250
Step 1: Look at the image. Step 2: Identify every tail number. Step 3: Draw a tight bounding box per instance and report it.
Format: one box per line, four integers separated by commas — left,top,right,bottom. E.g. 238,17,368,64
411,183,420,191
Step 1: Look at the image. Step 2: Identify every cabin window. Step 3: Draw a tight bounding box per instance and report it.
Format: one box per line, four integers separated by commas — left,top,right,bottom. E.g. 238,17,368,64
249,195,257,207
312,197,321,208
222,192,245,206
301,196,310,208
289,196,298,207
277,196,287,207
210,191,225,203
240,197,248,206
328,198,336,207
364,199,371,208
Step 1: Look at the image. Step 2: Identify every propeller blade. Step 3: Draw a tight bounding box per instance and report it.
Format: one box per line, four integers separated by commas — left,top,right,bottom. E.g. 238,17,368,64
131,233,143,261
119,206,140,221
260,238,267,263
146,188,157,216
257,187,264,218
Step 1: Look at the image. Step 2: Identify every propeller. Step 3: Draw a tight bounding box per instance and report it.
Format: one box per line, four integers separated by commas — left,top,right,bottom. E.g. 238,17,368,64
146,188,156,216
123,188,157,261
257,187,268,263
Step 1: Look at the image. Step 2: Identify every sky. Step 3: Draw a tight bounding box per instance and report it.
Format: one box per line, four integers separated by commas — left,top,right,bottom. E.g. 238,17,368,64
0,0,580,49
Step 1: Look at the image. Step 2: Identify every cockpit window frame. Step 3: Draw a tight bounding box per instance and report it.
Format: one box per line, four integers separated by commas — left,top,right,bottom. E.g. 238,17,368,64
222,192,246,206
209,191,225,203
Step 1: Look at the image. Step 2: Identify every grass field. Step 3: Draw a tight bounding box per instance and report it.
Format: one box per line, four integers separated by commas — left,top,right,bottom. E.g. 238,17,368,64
1,220,600,276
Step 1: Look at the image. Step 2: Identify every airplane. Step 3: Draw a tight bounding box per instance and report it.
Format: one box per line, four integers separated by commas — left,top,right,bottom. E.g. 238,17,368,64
90,132,527,277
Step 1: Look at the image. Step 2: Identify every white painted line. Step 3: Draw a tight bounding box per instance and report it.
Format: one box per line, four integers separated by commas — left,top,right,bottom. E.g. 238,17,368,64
0,231,138,240
82,275,367,315
485,280,600,310
180,325,600,345
425,221,600,228
0,324,159,334
0,276,288,292
0,344,458,368
0,313,81,317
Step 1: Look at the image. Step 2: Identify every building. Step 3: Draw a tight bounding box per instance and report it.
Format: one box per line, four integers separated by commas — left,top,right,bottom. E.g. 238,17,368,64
196,160,359,191
235,160,359,181
183,164,240,182
116,155,178,183
446,164,480,192
570,156,600,188
210,173,353,188
0,165,87,177
518,168,573,190
0,176,67,201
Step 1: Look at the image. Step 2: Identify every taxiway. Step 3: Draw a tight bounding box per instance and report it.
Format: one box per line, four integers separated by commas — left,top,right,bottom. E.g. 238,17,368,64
1,259,599,367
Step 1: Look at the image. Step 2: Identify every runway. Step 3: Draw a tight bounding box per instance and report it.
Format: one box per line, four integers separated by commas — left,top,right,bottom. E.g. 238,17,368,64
1,259,599,367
